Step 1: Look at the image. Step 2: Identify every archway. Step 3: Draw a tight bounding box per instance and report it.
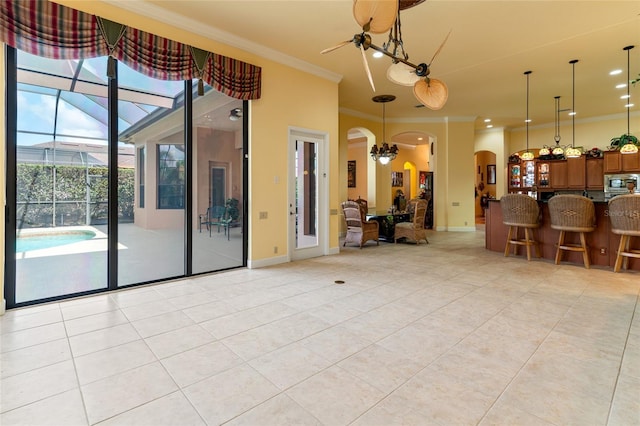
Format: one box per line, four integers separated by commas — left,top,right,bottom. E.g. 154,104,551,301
474,150,497,220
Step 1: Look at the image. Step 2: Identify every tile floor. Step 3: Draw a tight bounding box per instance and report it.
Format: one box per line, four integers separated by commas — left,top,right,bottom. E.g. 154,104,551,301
1,230,639,425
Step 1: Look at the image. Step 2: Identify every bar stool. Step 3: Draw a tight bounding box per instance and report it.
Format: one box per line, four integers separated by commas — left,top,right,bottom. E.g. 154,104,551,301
548,194,596,268
608,194,640,272
500,193,541,261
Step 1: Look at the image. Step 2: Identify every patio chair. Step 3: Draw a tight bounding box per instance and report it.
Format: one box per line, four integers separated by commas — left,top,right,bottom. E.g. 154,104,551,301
209,205,232,240
198,207,212,233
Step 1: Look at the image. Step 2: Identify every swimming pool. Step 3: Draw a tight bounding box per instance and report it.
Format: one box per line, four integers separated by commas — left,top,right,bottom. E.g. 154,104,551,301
16,230,97,253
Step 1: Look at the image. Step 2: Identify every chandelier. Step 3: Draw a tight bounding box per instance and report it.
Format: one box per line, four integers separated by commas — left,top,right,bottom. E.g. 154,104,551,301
370,95,399,165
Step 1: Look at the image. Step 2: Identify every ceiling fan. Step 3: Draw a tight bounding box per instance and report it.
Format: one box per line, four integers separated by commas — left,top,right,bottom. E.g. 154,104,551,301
321,0,450,110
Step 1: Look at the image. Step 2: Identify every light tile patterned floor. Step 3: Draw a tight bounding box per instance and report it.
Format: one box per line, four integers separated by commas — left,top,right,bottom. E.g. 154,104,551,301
1,231,639,425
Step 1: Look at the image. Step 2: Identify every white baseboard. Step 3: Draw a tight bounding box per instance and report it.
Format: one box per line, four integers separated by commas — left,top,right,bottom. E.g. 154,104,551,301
248,254,289,269
1,299,5,316
248,247,340,269
448,226,477,232
435,226,477,232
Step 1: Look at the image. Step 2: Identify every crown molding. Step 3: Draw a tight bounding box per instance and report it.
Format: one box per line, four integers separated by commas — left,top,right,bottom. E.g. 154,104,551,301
339,107,469,124
511,110,640,133
101,0,343,84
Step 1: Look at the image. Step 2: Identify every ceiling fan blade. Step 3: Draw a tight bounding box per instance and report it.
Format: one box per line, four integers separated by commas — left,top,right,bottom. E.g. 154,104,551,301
360,43,376,92
320,39,353,54
413,78,448,110
353,0,398,34
428,29,452,65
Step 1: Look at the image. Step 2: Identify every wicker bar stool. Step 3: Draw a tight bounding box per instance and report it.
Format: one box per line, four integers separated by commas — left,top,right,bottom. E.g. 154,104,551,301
500,193,541,261
548,195,596,268
608,194,640,272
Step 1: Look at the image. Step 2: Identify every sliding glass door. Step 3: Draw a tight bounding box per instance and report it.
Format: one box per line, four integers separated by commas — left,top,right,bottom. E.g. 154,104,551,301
13,52,110,303
6,47,247,308
116,62,186,286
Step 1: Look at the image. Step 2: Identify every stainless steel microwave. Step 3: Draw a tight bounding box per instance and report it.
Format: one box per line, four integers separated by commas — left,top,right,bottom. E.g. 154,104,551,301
604,173,640,199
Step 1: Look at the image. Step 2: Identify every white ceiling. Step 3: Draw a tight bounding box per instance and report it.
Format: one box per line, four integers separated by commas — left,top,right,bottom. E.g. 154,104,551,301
114,1,639,138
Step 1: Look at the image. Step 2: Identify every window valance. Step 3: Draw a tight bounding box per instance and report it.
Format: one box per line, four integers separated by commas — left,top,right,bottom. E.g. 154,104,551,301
0,0,261,100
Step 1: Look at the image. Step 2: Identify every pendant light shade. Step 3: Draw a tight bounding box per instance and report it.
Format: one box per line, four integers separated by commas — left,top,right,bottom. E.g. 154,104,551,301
566,59,582,158
521,71,535,160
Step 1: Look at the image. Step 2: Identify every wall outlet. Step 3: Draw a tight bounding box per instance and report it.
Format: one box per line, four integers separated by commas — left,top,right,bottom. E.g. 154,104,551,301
600,248,606,255
259,211,268,219
452,202,460,206
274,246,278,254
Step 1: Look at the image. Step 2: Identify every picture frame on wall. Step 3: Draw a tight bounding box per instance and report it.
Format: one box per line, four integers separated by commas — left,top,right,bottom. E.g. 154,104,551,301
392,171,403,187
419,170,428,189
487,164,496,185
347,160,356,188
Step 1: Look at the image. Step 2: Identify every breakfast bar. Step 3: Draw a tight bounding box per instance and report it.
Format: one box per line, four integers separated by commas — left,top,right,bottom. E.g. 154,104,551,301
485,199,640,270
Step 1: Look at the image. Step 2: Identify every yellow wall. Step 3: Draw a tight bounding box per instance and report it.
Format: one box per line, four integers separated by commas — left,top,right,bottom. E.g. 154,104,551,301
347,140,368,201
339,112,477,231
49,0,341,265
509,115,635,155
474,151,497,216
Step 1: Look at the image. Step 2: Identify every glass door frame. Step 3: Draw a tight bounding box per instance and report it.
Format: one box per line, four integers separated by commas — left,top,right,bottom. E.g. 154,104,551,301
3,46,248,309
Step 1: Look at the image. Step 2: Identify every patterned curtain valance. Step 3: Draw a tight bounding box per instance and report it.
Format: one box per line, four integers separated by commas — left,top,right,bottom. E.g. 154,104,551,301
0,0,261,100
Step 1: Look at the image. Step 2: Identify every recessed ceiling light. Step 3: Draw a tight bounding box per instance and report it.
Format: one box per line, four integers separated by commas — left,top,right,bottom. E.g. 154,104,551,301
616,83,627,89
484,118,491,123
525,119,532,123
486,124,493,128
610,69,623,75
372,51,383,58
625,103,635,108
621,94,631,99
417,137,423,141
568,111,576,116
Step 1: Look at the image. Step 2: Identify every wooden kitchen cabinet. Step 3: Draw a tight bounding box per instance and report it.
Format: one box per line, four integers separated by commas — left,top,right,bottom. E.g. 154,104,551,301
567,155,586,188
604,151,621,173
621,151,640,171
550,160,567,189
586,157,604,190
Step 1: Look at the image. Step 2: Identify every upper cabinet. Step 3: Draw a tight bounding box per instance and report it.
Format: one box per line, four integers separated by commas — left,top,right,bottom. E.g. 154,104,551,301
586,158,604,190
604,151,621,173
567,156,586,188
550,160,568,189
604,150,640,173
621,151,640,172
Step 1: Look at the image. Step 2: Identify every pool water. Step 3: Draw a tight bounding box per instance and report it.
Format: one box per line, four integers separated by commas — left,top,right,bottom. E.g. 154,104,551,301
16,230,96,252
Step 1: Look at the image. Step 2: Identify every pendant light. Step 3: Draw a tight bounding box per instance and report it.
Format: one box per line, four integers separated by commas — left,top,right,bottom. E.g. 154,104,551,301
370,94,399,164
551,96,566,157
566,59,582,158
521,71,535,161
620,45,638,154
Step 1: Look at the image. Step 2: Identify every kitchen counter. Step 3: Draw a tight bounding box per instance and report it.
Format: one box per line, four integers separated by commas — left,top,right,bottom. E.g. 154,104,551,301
485,199,639,270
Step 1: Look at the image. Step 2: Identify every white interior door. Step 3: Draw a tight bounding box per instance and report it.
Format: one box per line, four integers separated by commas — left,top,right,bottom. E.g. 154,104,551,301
289,129,327,261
